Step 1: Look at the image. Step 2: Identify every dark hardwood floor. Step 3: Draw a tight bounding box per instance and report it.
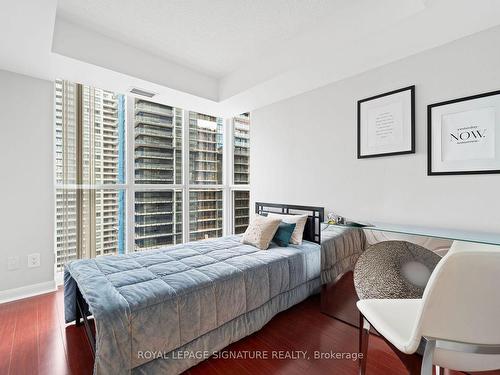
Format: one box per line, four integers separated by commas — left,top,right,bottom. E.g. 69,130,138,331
0,288,498,375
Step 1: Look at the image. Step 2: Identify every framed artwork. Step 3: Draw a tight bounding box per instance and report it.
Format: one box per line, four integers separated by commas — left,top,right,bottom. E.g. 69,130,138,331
357,85,415,158
428,89,500,175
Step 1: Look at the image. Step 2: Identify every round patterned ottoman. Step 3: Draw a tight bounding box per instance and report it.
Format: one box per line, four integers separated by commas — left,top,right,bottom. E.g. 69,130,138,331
354,241,442,300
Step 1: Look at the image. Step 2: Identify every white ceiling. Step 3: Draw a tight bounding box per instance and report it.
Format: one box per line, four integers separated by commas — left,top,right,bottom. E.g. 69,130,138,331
1,0,500,117
56,0,351,78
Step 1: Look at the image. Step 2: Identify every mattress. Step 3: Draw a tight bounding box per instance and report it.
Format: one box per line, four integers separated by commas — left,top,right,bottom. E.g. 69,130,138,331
320,225,366,284
64,235,320,374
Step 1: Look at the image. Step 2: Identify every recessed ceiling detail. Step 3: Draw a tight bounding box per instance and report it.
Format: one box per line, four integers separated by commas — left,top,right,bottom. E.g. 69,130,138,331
56,0,353,78
2,0,500,117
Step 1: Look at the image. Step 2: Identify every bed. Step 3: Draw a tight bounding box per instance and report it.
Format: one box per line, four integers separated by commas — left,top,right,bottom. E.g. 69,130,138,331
64,202,324,375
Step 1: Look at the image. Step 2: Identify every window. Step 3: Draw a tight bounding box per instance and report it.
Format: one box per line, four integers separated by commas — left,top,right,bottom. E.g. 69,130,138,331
55,80,250,271
230,113,251,234
189,111,223,185
188,111,225,240
134,100,182,185
233,113,250,185
189,189,223,241
233,190,250,234
55,80,126,271
133,98,183,251
134,190,182,250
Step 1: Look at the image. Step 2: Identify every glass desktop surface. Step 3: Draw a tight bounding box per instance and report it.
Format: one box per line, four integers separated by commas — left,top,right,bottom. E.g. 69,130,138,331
327,222,500,246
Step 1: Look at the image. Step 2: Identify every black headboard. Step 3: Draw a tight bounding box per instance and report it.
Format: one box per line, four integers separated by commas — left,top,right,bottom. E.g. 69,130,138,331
255,202,324,244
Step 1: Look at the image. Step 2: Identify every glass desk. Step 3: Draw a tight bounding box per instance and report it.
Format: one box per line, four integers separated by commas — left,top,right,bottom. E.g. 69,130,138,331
324,222,500,246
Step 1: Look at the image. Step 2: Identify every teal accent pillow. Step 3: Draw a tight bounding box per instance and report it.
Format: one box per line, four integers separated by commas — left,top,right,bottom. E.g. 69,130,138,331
272,222,296,247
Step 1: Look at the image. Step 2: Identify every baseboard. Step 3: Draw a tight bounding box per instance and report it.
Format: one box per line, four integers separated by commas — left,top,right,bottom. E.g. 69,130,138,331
0,280,57,304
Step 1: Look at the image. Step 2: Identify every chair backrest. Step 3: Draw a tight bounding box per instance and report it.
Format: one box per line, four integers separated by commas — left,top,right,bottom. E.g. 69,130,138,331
415,241,500,345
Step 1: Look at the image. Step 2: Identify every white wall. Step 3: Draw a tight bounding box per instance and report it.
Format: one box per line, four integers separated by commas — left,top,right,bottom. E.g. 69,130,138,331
251,26,500,233
0,70,54,294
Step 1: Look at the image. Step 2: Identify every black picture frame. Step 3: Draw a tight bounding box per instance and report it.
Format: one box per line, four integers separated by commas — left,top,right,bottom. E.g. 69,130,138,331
427,89,500,176
357,85,415,159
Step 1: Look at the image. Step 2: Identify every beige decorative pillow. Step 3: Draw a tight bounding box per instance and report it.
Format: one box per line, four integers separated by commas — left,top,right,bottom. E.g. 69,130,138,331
266,213,308,245
241,215,282,250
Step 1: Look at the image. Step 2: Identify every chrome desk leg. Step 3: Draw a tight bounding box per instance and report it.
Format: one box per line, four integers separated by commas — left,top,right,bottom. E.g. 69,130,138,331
421,338,436,375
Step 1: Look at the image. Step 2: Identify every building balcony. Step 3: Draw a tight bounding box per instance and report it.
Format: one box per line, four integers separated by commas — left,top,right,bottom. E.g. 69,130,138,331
135,232,175,240
189,227,223,234
135,102,173,117
234,133,250,140
193,168,217,173
135,114,173,127
135,169,173,176
135,138,174,149
191,127,217,135
135,127,173,138
234,142,249,148
193,159,218,163
135,198,174,205
189,214,222,223
135,150,174,159
196,139,217,144
234,215,249,220
191,148,220,153
234,149,250,156
234,196,250,201
134,178,176,184
135,163,174,171
135,220,174,228
235,209,250,215
189,208,223,213
135,210,174,216
191,179,221,184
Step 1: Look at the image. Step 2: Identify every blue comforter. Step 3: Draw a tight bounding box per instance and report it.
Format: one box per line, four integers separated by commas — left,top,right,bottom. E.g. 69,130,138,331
64,235,320,374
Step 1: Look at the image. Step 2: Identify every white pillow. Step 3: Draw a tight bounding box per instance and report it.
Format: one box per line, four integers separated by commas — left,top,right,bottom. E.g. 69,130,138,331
266,213,308,245
241,215,281,250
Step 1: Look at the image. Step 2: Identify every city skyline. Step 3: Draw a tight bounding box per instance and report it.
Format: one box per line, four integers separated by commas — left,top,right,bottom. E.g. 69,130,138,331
55,80,250,269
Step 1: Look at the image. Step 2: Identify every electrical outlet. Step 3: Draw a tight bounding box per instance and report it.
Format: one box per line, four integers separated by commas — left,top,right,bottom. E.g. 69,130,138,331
7,256,20,270
27,253,41,268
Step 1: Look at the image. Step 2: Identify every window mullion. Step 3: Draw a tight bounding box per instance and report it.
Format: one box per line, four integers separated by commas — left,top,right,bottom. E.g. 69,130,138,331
126,96,135,254
182,109,190,244
231,114,251,235
224,118,233,236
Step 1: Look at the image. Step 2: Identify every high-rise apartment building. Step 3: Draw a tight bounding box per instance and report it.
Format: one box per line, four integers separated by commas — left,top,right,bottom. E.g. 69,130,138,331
55,80,125,270
233,190,250,234
234,113,250,184
189,112,224,241
233,113,250,234
134,99,182,184
133,99,183,250
134,190,183,250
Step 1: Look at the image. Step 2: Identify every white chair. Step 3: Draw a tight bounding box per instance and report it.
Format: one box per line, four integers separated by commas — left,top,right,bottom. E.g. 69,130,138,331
357,241,500,374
